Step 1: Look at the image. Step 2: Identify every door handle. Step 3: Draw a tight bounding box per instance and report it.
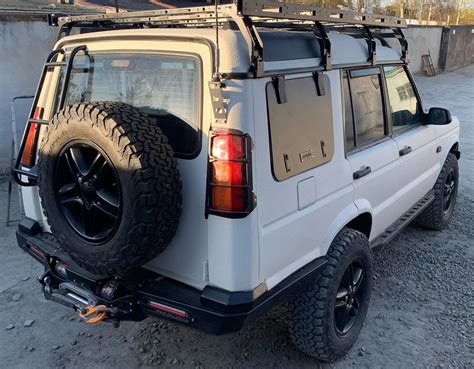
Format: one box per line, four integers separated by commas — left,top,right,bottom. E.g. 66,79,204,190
353,166,371,180
399,146,412,156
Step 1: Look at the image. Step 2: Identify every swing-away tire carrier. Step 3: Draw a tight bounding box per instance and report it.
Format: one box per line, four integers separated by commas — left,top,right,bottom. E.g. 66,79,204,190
16,218,326,334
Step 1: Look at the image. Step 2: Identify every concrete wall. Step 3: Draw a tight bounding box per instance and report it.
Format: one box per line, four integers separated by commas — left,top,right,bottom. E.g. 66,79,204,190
439,25,474,72
404,26,443,74
0,14,55,175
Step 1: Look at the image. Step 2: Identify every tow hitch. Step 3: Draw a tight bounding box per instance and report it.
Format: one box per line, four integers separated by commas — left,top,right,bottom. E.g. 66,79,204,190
40,270,144,327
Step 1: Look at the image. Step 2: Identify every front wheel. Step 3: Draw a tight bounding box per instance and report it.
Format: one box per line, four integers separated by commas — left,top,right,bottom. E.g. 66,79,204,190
417,153,459,230
288,228,373,362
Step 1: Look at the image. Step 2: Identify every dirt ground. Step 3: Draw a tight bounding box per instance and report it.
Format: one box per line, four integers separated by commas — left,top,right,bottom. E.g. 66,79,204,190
0,66,473,369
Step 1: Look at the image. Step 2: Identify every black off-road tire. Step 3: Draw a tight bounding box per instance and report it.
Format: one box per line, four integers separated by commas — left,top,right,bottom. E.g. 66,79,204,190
417,153,458,230
288,228,373,362
38,102,182,276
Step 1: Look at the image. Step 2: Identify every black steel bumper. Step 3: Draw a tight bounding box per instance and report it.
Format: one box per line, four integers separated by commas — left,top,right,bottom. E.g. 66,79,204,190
16,218,326,335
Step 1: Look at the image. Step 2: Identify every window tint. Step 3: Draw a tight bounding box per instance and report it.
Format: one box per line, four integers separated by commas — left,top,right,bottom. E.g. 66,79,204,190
384,66,423,130
61,53,200,157
342,71,355,151
348,71,385,147
266,75,334,181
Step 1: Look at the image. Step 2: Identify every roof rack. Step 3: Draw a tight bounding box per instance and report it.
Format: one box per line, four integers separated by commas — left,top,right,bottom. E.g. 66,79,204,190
49,0,408,77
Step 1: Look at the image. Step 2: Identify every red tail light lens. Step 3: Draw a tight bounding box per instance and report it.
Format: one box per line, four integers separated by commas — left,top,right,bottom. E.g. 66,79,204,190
208,130,254,217
211,161,246,186
20,107,43,168
211,134,244,161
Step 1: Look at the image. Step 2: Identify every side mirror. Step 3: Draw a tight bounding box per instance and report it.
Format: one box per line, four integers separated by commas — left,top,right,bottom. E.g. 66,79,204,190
426,107,452,125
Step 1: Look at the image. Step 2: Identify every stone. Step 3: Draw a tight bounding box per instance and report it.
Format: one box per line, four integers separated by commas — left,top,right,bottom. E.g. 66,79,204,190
23,320,35,327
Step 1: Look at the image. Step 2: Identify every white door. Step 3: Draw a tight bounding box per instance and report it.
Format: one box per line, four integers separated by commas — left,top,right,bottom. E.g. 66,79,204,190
382,65,439,212
342,68,401,240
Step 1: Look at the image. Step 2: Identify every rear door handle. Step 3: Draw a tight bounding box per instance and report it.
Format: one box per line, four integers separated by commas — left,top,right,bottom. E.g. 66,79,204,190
399,146,412,156
353,166,371,180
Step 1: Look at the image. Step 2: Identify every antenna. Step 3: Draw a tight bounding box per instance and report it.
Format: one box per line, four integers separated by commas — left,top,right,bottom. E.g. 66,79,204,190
114,0,119,13
214,0,220,81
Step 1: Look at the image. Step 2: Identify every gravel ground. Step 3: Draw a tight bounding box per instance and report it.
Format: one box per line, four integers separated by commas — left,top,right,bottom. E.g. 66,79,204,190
0,66,473,369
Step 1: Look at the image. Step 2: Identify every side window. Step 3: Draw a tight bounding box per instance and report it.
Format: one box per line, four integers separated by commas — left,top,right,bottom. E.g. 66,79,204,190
344,68,386,150
383,66,423,131
266,75,334,181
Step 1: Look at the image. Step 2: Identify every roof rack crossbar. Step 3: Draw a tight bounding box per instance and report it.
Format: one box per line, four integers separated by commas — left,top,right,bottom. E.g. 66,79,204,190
50,1,408,78
240,0,406,28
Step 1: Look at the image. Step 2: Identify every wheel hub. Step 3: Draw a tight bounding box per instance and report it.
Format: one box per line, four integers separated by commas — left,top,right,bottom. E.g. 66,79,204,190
443,169,456,213
334,259,366,336
54,141,122,243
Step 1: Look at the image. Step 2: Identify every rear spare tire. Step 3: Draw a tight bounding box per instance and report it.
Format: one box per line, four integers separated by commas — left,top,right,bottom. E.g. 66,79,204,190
38,102,182,276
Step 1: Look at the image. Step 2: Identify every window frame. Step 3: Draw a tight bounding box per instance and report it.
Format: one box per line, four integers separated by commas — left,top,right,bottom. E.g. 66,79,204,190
54,49,204,160
341,66,391,156
381,64,426,137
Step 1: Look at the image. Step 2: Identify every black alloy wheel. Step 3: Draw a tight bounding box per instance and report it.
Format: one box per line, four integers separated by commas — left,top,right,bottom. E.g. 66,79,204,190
443,168,456,214
334,259,367,336
54,140,122,243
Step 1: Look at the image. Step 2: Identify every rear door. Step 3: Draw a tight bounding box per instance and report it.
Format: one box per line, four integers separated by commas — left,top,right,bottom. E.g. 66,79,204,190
34,38,212,289
382,65,438,212
342,68,401,239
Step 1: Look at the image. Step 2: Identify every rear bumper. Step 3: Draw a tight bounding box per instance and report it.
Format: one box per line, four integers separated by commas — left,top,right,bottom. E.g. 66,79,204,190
16,218,326,335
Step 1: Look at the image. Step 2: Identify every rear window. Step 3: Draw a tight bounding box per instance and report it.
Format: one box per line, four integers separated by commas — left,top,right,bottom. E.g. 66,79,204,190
60,53,201,158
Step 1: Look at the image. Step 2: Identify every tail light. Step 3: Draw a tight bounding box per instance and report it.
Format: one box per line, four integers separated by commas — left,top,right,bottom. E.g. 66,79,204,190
208,129,254,217
147,301,189,320
29,245,47,262
20,107,43,168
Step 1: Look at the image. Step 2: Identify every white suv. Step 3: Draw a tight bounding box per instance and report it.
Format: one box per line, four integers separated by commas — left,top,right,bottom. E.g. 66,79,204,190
13,1,460,362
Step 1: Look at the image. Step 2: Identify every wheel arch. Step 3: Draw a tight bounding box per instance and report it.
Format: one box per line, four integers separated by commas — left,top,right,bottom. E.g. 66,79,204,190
449,142,460,160
321,203,373,256
344,212,372,239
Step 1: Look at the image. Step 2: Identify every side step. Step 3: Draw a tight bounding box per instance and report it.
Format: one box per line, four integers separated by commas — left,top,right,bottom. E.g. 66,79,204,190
371,190,435,248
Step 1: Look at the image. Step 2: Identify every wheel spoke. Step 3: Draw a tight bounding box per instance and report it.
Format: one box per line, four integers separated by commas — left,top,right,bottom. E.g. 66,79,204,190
96,188,120,209
58,183,76,196
88,152,107,178
61,197,82,208
93,195,119,219
65,148,88,177
340,305,350,331
352,267,364,291
80,204,92,236
336,287,349,300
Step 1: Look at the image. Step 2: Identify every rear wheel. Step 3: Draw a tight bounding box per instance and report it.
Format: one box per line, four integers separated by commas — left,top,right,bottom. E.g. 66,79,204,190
417,153,458,230
288,228,373,362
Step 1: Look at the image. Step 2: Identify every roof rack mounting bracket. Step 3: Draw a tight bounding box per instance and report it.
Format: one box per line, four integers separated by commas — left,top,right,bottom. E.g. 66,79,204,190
242,16,264,77
363,26,377,66
392,27,408,62
313,22,332,71
209,81,227,124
